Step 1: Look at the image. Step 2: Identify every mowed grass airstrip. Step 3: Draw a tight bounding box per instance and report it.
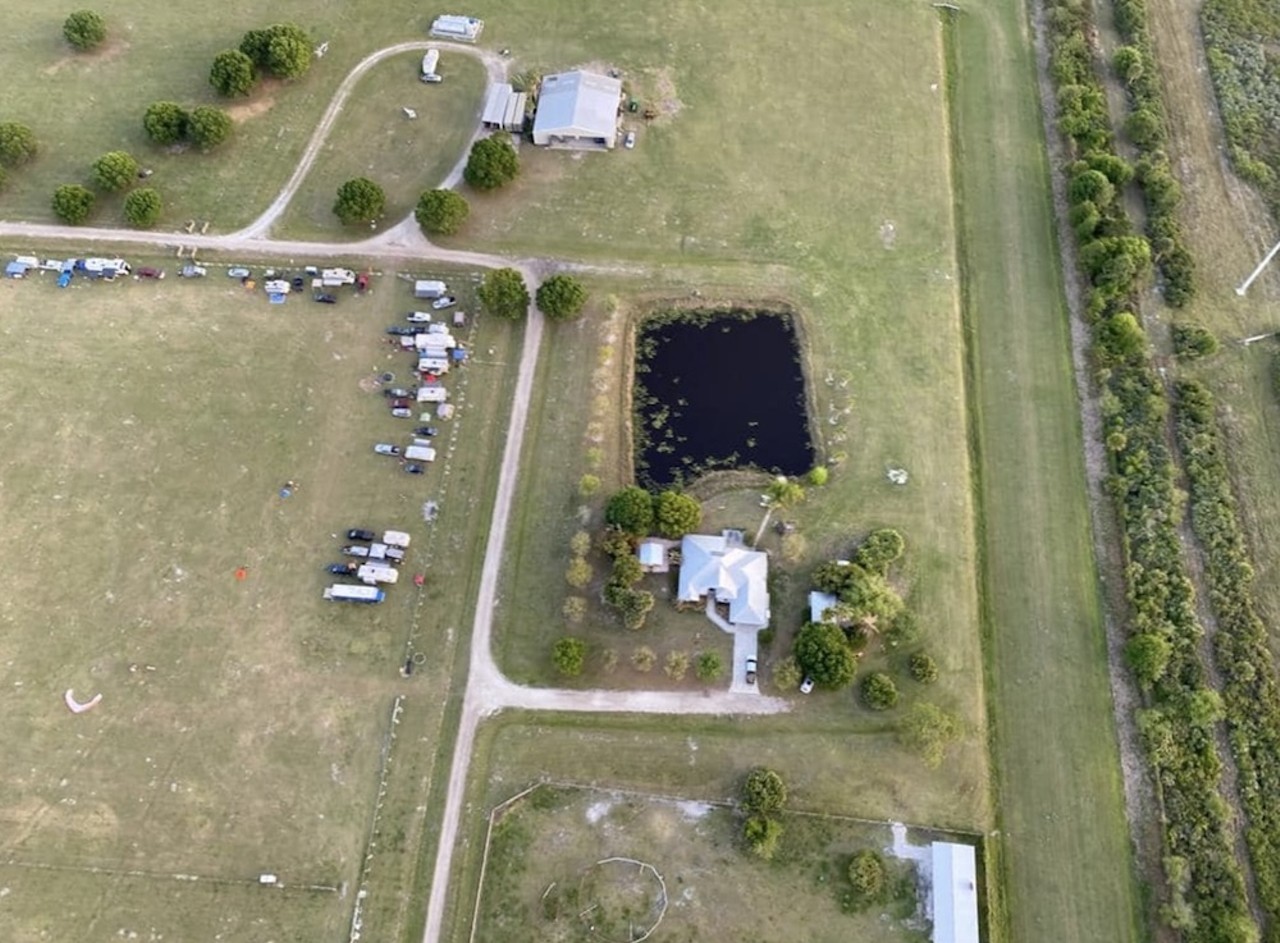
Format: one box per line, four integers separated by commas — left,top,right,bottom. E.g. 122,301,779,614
0,1,1141,942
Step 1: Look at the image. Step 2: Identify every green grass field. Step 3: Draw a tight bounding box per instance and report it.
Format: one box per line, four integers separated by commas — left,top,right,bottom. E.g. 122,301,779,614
0,266,521,941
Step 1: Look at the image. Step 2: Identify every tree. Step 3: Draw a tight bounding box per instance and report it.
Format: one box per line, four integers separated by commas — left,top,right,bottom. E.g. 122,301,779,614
188,106,233,149
63,10,106,51
1097,311,1147,362
794,621,857,689
333,177,386,225
1068,168,1116,209
536,274,589,321
605,486,655,535
464,135,519,190
478,267,530,321
1125,633,1171,686
578,473,601,497
267,32,313,80
565,556,592,589
908,651,939,685
570,530,592,557
773,656,802,691
899,702,961,768
210,49,256,97
552,637,586,677
743,815,783,860
615,587,654,630
860,672,899,711
654,490,701,538
852,528,905,573
1112,45,1144,85
0,122,38,167
631,646,656,672
742,767,787,816
807,466,829,486
695,651,724,682
92,151,138,191
562,595,587,623
51,184,94,224
1171,322,1219,361
766,476,805,508
143,101,189,145
123,187,162,228
415,188,469,236
664,650,690,680
848,850,887,907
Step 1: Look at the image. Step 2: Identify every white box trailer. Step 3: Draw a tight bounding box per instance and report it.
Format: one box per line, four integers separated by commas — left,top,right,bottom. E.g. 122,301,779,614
323,584,385,603
382,530,411,548
263,279,291,294
418,386,448,403
357,564,400,585
405,445,436,462
415,333,455,350
418,357,450,375
414,279,447,299
322,268,356,285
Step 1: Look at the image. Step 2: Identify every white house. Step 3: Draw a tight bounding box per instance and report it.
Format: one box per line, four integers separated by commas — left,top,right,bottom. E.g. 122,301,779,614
677,531,770,629
429,14,483,42
532,70,623,149
931,842,981,943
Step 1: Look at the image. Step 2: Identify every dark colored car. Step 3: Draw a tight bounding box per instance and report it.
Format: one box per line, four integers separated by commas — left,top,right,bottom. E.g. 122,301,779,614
292,276,306,291
327,562,357,575
137,266,165,279
390,398,411,410
346,528,376,541
413,426,439,437
404,463,424,475
386,326,418,336
314,293,338,304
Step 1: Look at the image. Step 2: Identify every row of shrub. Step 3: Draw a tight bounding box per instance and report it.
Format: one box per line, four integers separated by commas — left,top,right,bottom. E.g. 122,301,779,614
1045,1,1256,939
1201,0,1280,217
1110,0,1197,306
1175,379,1280,929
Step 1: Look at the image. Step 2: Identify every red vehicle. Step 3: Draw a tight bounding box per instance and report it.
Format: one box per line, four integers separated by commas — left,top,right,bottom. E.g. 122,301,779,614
390,398,411,410
136,267,165,280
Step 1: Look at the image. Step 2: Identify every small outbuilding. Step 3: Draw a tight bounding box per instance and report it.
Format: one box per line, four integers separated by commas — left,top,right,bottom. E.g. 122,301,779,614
808,590,838,624
5,261,28,278
532,70,623,150
415,279,447,299
637,538,672,574
481,83,528,132
430,14,483,42
931,842,981,943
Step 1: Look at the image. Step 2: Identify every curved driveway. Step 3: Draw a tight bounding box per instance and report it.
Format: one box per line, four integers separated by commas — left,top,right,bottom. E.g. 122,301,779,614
0,39,789,943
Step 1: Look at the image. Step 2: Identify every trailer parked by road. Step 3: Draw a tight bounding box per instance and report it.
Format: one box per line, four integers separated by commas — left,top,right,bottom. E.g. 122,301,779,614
323,584,385,603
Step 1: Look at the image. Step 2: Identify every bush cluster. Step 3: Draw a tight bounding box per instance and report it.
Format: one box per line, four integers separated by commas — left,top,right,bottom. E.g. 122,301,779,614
1111,0,1197,305
599,529,654,630
1046,1,1253,937
1175,380,1280,926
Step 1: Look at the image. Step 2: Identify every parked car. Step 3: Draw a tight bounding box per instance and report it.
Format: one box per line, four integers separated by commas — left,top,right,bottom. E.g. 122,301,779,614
346,528,376,541
745,658,758,685
624,130,636,149
136,267,165,279
430,295,457,310
291,276,306,291
227,267,250,278
414,426,439,437
386,326,418,336
799,676,815,695
341,544,371,558
406,311,432,323
314,293,338,304
179,264,207,278
373,443,402,456
391,408,413,418
390,398,412,410
327,562,357,575
384,546,406,563
404,463,425,475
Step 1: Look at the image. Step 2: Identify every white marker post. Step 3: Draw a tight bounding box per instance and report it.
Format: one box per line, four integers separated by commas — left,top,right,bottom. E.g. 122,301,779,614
1237,238,1280,296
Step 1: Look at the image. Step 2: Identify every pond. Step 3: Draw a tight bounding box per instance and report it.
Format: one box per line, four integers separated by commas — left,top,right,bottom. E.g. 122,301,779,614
633,309,814,489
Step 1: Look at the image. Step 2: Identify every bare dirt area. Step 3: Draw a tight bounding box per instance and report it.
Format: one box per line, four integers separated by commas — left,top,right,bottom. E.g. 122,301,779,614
42,37,130,75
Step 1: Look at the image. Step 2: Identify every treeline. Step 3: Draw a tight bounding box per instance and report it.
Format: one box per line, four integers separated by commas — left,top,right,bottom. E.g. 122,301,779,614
1046,1,1255,940
1111,0,1196,306
1176,380,1280,933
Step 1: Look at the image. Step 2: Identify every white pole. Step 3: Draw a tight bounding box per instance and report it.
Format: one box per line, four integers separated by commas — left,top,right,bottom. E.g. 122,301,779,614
1237,238,1280,296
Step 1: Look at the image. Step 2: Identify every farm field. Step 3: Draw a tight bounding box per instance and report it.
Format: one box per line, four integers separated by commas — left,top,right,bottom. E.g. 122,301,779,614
0,265,522,942
473,784,933,943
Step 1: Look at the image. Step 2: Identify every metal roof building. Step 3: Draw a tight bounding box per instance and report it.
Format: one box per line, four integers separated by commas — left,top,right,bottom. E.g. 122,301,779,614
532,70,623,149
481,83,528,133
931,842,981,943
429,15,483,42
677,531,770,629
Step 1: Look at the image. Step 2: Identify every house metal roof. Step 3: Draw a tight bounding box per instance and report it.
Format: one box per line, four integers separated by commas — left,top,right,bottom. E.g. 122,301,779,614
533,70,622,140
931,842,981,943
678,533,770,628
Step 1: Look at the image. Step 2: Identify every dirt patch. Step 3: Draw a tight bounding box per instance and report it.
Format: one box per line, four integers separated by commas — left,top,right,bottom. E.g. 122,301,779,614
646,67,684,120
227,84,281,123
43,37,130,75
357,375,384,393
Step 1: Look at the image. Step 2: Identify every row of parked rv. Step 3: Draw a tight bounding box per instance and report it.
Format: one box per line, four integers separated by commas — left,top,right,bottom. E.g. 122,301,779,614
322,528,413,604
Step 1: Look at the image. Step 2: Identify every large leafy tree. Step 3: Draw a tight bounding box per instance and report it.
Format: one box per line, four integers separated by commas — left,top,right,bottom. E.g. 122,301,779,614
899,702,961,768
794,621,857,689
0,122,38,167
92,150,138,191
605,486,655,536
478,267,530,320
143,101,189,145
188,106,233,149
51,184,95,224
210,49,256,97
536,274,588,320
332,177,386,225
63,10,106,51
654,490,701,539
741,768,787,816
123,187,162,228
241,24,312,77
552,637,586,677
463,135,519,190
415,189,469,235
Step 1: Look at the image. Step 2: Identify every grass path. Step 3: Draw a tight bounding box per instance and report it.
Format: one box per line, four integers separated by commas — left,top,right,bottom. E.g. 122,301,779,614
948,7,1143,942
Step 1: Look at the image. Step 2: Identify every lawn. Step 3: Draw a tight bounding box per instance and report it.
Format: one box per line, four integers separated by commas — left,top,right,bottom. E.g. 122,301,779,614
473,784,932,943
0,264,522,941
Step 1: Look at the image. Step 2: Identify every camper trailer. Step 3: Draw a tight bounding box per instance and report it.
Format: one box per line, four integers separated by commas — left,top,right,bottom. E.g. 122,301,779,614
323,584,385,603
414,279,447,299
357,564,400,586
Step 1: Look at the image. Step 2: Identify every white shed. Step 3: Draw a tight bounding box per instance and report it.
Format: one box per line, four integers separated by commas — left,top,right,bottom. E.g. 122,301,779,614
430,14,483,42
417,386,449,403
931,842,981,943
414,279,447,299
532,70,623,149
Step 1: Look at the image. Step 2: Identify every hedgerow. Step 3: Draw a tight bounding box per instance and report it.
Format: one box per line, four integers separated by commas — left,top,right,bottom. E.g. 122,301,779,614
1175,379,1280,930
1045,1,1255,939
1110,0,1197,306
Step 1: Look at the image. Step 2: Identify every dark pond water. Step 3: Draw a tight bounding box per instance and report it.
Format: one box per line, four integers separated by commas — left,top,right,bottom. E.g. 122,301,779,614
634,310,814,489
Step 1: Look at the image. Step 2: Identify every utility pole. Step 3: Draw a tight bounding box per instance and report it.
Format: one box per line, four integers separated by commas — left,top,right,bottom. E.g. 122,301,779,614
1236,237,1280,296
